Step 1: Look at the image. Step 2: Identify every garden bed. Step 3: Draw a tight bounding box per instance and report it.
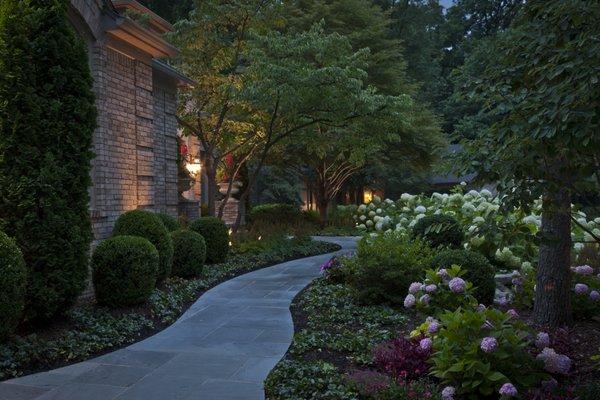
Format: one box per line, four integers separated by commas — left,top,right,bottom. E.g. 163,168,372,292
0,238,340,381
265,275,600,400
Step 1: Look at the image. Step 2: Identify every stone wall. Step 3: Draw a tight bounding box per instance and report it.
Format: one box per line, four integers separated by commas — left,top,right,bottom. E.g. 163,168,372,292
89,46,180,245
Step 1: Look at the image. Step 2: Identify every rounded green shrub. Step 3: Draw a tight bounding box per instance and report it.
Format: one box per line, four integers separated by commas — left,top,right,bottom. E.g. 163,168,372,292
157,213,181,232
411,214,464,249
92,236,159,307
171,230,206,278
189,217,229,263
112,210,174,281
431,249,497,305
0,0,97,322
350,233,434,305
0,231,27,341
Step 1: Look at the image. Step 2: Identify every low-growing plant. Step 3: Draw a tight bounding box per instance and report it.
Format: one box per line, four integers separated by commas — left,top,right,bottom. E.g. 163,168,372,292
92,236,159,307
372,336,432,381
189,217,229,263
411,214,464,249
431,249,497,305
428,307,547,399
350,233,434,305
265,359,359,400
170,230,206,278
403,265,478,315
0,231,27,341
364,379,442,400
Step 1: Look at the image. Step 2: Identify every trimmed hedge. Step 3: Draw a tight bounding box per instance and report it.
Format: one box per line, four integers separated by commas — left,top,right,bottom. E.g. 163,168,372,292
112,210,174,281
0,0,97,322
171,230,206,278
0,231,27,341
411,214,464,249
189,217,229,263
157,213,181,232
92,236,159,307
249,204,304,224
431,249,497,305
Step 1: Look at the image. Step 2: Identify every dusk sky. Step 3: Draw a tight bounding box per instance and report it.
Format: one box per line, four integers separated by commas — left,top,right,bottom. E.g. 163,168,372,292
440,0,454,7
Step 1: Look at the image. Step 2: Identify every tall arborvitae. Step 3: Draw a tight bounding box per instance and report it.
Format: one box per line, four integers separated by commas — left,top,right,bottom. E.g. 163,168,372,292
0,0,97,323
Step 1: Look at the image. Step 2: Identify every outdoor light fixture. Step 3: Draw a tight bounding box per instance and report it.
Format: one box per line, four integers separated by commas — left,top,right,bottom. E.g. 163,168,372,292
186,158,202,176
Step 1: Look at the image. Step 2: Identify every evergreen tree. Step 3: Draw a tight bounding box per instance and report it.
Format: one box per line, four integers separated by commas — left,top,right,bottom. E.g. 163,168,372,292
0,0,97,323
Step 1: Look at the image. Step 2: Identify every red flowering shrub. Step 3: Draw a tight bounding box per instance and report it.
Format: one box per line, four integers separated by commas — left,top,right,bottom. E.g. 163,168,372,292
373,336,431,381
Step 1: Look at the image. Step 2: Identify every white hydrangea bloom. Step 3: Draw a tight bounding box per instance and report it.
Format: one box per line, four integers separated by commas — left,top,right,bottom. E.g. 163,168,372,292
415,205,427,214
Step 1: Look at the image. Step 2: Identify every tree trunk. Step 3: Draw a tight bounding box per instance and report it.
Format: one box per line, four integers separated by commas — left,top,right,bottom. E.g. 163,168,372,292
317,200,329,226
204,156,217,217
533,188,572,327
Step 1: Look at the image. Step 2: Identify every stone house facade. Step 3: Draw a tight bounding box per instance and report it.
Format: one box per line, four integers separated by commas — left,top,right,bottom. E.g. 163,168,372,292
67,0,193,245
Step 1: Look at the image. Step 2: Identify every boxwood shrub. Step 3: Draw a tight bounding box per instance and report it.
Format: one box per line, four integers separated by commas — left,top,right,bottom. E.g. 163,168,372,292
92,236,159,307
189,217,229,263
157,213,181,232
112,210,174,281
411,214,464,249
350,233,434,305
171,230,206,278
431,249,497,305
0,231,27,341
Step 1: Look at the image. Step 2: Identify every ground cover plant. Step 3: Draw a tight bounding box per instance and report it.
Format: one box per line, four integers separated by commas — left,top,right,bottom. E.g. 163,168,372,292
0,237,339,380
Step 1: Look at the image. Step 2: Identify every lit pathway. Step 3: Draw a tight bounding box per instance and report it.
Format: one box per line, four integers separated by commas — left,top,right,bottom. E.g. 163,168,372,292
0,237,360,400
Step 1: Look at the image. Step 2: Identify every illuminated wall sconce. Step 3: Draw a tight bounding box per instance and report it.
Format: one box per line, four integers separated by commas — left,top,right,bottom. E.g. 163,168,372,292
186,158,202,176
363,189,373,203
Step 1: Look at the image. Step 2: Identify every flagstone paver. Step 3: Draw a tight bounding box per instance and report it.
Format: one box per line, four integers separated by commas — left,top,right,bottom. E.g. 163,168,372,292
0,237,359,400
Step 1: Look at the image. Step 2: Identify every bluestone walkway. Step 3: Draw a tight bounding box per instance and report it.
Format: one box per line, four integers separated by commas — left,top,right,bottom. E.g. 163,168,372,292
0,236,359,400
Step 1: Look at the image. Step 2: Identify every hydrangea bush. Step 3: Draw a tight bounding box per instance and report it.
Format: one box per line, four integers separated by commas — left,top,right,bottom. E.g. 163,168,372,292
353,185,598,272
423,307,548,398
403,266,477,315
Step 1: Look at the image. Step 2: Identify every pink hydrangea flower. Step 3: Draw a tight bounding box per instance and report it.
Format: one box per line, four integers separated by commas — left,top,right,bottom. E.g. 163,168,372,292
428,321,440,334
480,337,498,353
425,284,437,293
535,332,550,349
437,269,449,279
409,282,423,294
441,386,455,400
506,309,519,319
448,277,466,293
572,265,593,275
499,383,518,397
419,294,430,305
537,348,571,374
404,294,416,308
574,283,589,295
590,290,600,301
419,337,432,351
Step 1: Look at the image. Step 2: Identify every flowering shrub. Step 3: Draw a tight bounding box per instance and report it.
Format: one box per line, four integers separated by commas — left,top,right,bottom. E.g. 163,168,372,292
427,307,547,398
372,336,432,381
353,186,598,271
350,233,434,305
431,249,497,305
403,266,477,315
569,264,600,319
320,256,347,284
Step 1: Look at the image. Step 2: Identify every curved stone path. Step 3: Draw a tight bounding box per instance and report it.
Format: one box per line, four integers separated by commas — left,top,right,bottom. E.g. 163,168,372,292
0,236,359,400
